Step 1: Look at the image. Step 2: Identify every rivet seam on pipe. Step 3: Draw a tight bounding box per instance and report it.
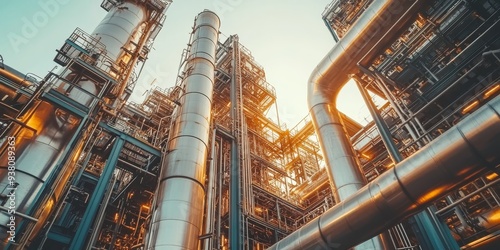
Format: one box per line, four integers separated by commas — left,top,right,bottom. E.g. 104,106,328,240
196,24,219,29
317,121,344,132
391,163,419,206
183,72,216,84
168,134,210,149
179,90,214,104
457,122,497,172
336,181,363,191
309,102,328,114
186,56,217,67
159,175,206,192
3,168,44,182
317,215,333,249
96,22,134,35
488,102,500,117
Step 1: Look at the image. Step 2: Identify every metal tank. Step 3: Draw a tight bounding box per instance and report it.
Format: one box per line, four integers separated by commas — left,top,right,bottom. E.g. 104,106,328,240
92,2,147,62
146,10,220,250
304,0,429,248
0,1,148,246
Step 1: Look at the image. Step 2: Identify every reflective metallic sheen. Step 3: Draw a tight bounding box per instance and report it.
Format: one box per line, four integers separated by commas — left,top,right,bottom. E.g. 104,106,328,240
147,10,220,250
0,1,149,246
305,0,428,248
0,103,80,243
268,95,500,250
0,68,33,88
308,0,426,202
92,2,147,62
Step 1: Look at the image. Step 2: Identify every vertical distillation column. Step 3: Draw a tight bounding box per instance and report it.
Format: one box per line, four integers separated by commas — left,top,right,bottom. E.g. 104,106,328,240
92,1,147,109
0,0,168,247
147,10,220,250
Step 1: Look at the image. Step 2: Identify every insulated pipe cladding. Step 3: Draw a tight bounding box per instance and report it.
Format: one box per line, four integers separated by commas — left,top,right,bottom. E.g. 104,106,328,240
306,0,428,248
146,10,220,250
0,104,80,245
92,2,147,62
268,0,500,249
268,95,500,250
308,0,426,207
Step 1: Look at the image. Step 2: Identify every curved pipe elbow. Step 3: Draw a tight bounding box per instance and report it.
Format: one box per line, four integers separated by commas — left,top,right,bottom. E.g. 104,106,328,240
270,96,500,250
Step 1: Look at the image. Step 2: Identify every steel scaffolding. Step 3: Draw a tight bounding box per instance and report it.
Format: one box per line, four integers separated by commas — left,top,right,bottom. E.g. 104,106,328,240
1,0,499,249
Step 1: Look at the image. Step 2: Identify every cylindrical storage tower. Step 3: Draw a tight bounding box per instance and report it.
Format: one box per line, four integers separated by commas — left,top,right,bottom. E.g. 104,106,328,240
147,10,220,250
92,2,147,62
0,105,81,248
60,1,147,105
0,1,150,247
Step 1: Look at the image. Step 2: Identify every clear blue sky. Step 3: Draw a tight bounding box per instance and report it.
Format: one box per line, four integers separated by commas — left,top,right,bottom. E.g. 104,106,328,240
0,0,373,126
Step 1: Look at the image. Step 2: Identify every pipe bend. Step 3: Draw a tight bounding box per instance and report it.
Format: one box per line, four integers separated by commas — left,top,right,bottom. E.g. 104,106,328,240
307,0,426,112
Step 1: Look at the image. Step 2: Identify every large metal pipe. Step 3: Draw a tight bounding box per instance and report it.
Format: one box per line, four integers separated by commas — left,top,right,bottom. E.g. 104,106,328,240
353,75,459,249
229,35,243,250
268,95,500,250
309,0,424,207
203,129,218,250
306,0,428,248
147,10,220,249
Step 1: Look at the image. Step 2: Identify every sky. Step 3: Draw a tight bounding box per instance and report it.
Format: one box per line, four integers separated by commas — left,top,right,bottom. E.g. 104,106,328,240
0,0,374,127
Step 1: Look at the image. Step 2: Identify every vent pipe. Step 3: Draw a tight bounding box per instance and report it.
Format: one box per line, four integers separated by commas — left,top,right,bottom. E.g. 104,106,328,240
147,10,220,250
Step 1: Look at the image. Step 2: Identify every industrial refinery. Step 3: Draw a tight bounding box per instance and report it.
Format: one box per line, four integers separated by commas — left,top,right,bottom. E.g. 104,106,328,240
1,0,499,249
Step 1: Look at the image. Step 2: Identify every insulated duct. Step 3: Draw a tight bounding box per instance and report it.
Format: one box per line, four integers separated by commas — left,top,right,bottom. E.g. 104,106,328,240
268,95,500,250
308,0,425,209
267,0,500,249
305,0,428,248
147,10,220,250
